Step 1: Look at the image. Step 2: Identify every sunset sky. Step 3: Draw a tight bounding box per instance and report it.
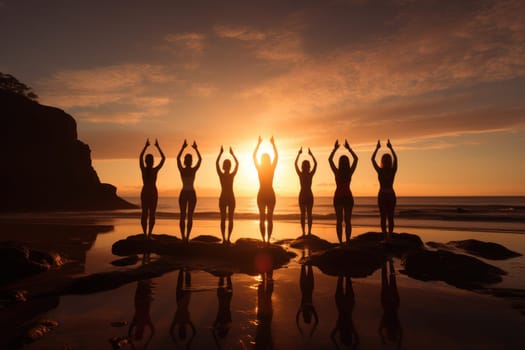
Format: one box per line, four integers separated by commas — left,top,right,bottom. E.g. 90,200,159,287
1,0,524,197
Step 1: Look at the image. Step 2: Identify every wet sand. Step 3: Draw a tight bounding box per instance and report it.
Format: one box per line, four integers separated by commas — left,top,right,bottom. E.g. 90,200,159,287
1,215,525,349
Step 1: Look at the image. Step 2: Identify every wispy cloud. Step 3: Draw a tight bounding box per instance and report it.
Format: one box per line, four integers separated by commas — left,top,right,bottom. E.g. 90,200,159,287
37,64,178,124
164,32,207,53
214,24,304,63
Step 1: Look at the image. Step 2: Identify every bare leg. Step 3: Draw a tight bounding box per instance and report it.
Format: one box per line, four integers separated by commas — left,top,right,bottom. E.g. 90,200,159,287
344,205,352,243
257,194,266,242
259,209,266,242
179,195,187,241
380,211,387,235
267,201,275,243
141,208,148,236
387,211,395,237
220,205,226,242
148,211,155,236
335,205,343,244
187,195,196,242
227,204,234,242
148,197,158,237
300,205,306,236
307,204,313,236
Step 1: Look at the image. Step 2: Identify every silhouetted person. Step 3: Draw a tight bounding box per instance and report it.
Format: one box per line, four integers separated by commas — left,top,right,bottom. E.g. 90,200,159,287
171,269,195,348
129,253,155,348
177,140,202,243
253,136,278,243
372,140,398,241
139,139,166,239
296,264,318,338
216,146,239,243
331,276,359,349
329,140,358,245
379,259,402,350
212,275,233,341
255,271,274,349
295,147,317,237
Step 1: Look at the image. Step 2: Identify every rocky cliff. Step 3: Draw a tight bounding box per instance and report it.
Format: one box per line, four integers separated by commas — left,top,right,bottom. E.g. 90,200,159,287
1,90,136,211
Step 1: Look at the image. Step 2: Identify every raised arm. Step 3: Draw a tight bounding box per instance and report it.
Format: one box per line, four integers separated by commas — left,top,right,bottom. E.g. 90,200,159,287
177,139,187,171
309,148,318,175
230,147,239,176
387,139,398,173
295,147,302,175
253,136,262,170
154,139,166,170
216,146,224,175
192,141,202,170
372,139,381,172
345,140,359,174
140,139,149,170
270,136,278,169
328,140,339,173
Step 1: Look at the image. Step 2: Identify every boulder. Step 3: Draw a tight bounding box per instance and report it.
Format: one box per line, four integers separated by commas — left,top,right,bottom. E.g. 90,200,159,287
288,234,336,250
191,235,222,243
22,319,59,344
401,249,506,289
305,232,425,277
448,239,522,260
109,235,296,278
0,241,63,284
307,246,383,277
352,232,424,255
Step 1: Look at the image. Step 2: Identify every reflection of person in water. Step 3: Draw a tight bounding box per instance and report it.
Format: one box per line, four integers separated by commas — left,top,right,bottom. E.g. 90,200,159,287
216,146,239,243
296,264,318,338
177,140,202,243
139,139,166,239
295,147,317,237
212,275,233,341
129,254,155,347
379,259,402,349
171,269,195,348
255,271,274,349
331,276,359,349
253,136,278,243
329,140,358,245
372,140,398,241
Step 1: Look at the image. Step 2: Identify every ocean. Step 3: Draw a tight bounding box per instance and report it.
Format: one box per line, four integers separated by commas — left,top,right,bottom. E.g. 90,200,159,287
122,196,525,234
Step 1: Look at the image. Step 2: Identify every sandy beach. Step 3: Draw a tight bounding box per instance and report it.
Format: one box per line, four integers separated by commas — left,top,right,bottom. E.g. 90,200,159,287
1,196,524,349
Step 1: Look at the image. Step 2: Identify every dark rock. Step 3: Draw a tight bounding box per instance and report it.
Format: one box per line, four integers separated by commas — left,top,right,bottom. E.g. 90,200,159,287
0,89,136,211
307,246,383,277
353,232,424,255
191,235,222,243
109,336,130,349
300,232,425,277
0,241,63,284
0,289,28,307
426,241,452,251
29,249,64,267
110,255,139,267
288,234,336,250
401,249,506,289
0,294,60,349
448,239,522,260
112,234,182,256
22,319,59,344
